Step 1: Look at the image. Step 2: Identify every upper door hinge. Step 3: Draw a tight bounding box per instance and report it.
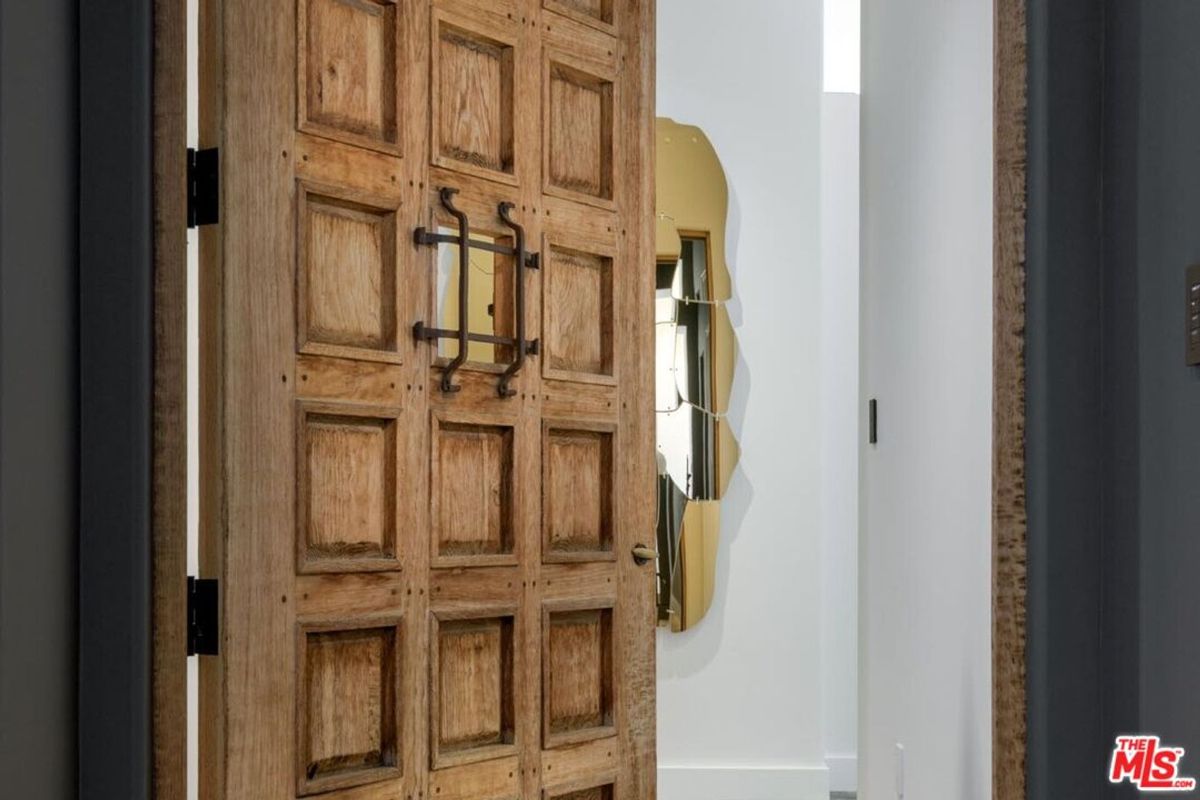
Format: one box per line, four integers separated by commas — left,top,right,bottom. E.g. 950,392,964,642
187,147,219,228
187,576,219,656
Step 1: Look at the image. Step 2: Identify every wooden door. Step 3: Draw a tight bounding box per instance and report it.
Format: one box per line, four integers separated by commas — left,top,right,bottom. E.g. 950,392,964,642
197,1,656,799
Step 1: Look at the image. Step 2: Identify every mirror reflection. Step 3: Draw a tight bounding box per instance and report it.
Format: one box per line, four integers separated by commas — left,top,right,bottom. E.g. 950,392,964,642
654,119,739,632
436,226,515,364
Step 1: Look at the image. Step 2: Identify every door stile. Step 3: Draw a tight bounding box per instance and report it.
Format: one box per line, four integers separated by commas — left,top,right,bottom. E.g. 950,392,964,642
201,0,300,796
614,3,657,800
400,1,433,795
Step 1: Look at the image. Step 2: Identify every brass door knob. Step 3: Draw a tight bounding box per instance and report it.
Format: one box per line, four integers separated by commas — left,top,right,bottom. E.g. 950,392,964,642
631,545,658,565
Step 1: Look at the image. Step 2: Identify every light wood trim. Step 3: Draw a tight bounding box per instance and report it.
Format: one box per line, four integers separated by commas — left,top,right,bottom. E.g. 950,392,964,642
152,0,188,797
993,0,1028,798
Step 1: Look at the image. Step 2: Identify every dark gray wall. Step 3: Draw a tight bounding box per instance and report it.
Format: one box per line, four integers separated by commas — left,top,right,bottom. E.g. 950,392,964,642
0,0,80,796
1028,1,1200,797
1,0,154,797
1025,1,1107,795
77,0,154,797
1130,2,1200,761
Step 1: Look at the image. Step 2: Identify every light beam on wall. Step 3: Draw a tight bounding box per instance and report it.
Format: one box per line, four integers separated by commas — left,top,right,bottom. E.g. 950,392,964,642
823,0,861,94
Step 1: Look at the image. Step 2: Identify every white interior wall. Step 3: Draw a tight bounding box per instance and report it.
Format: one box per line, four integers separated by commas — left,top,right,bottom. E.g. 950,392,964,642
859,1,994,798
819,89,860,795
655,2,828,799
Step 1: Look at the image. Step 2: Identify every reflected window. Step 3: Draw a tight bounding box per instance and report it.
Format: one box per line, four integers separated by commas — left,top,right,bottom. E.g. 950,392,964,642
435,226,515,364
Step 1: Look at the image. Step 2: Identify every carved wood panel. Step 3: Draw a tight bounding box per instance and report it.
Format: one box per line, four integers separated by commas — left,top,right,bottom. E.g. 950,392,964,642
198,1,654,798
297,618,403,795
299,0,402,153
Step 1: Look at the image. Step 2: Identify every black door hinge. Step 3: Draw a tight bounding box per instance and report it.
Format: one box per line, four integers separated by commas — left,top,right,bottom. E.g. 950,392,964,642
187,147,219,228
187,576,219,656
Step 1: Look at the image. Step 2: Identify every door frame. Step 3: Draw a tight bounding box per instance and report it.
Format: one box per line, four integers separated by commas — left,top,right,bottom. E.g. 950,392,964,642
150,0,188,797
145,1,1030,798
993,0,1029,798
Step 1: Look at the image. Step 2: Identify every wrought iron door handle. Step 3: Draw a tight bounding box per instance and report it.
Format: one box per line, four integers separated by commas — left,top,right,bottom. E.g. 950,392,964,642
497,202,527,398
433,187,468,393
632,545,658,565
411,188,540,396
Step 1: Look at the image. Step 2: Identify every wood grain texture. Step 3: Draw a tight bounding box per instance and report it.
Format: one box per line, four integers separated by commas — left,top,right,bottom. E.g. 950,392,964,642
547,783,613,800
430,611,518,768
194,1,654,798
544,244,614,380
201,0,298,795
297,405,400,573
542,423,615,561
993,0,1028,798
437,23,514,171
299,191,398,353
613,3,656,800
197,0,225,794
299,0,400,153
297,618,402,795
546,62,613,202
543,604,614,748
152,0,188,797
541,206,620,389
544,0,615,33
431,417,516,562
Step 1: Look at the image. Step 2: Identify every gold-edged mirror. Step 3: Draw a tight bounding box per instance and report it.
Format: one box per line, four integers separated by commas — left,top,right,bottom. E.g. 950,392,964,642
654,118,739,631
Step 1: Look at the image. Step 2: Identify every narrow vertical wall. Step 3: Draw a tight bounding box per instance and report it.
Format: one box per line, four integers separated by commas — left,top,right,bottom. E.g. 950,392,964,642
1024,2,1112,797
655,2,828,798
859,1,994,797
78,0,155,796
0,2,79,796
820,89,860,795
1129,2,1200,763
1028,3,1200,797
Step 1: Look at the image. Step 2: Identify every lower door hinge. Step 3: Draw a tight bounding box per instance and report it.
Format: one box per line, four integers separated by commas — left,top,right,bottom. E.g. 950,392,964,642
187,147,219,228
187,576,219,656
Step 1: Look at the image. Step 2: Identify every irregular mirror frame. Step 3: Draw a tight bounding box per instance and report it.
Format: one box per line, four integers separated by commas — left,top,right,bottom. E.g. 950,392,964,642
654,118,740,632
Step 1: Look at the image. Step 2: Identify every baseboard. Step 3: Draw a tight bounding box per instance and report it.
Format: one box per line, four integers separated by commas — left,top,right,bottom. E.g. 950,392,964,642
658,764,830,800
825,754,857,794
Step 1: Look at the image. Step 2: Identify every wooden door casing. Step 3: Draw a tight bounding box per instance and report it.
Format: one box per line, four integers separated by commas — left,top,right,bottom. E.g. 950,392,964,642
198,1,655,799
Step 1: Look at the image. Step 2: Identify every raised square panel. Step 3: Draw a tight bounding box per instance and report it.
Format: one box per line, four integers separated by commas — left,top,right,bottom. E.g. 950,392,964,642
543,242,614,382
544,0,615,32
434,18,515,177
299,189,399,360
543,424,614,561
543,605,614,748
545,58,614,206
300,0,399,151
431,417,515,565
298,620,401,795
298,406,399,573
546,784,614,800
432,612,517,767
